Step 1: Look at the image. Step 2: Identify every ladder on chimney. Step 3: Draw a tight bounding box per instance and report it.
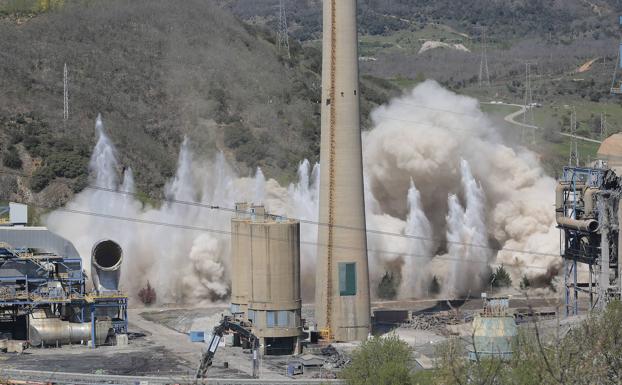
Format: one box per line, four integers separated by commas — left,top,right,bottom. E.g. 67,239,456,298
321,0,338,343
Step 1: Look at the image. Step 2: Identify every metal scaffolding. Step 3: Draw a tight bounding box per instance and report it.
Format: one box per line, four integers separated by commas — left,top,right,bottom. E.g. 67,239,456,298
557,166,621,316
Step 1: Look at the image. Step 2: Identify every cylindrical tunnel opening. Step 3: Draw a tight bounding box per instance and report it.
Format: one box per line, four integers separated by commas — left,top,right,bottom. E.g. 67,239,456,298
92,240,122,270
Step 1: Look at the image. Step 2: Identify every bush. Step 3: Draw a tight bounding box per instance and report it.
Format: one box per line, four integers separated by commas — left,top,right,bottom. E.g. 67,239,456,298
30,166,54,192
224,123,252,149
3,146,22,169
341,334,414,385
520,275,531,290
435,301,622,384
46,152,88,179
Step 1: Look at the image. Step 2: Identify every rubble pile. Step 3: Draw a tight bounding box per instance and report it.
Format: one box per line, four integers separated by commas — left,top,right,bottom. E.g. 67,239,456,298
402,311,473,334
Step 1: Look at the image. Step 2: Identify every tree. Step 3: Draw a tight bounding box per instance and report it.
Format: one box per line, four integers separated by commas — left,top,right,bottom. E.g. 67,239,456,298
3,146,22,169
341,334,414,385
490,265,512,288
435,301,622,384
30,166,54,192
377,271,398,300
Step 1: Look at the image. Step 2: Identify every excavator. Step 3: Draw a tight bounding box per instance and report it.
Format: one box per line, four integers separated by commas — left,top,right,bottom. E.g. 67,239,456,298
195,315,260,379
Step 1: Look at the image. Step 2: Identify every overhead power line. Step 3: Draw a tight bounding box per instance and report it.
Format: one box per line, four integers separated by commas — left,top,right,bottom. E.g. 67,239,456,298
0,169,560,260
11,197,554,272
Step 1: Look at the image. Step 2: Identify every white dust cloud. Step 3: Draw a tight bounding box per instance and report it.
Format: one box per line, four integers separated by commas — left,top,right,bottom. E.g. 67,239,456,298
364,80,558,297
46,81,559,303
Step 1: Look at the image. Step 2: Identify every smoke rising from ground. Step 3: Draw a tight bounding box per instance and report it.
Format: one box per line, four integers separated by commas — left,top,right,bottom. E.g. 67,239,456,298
46,81,558,303
364,80,558,297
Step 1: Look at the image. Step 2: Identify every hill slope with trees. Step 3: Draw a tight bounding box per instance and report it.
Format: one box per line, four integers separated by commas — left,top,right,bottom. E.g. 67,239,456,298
0,0,396,205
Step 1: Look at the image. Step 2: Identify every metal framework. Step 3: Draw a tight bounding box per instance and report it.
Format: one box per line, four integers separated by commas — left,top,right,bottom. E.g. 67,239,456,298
0,247,127,348
610,16,622,94
63,63,69,121
557,166,621,316
477,26,490,88
522,62,537,144
277,0,291,59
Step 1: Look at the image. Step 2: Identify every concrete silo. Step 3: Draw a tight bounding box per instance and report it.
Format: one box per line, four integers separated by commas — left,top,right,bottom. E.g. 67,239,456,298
230,204,302,355
230,202,252,316
314,0,371,342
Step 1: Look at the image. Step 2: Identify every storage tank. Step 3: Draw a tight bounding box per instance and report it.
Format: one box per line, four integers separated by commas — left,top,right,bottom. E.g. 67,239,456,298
29,310,112,347
468,296,517,361
230,202,252,316
230,204,302,355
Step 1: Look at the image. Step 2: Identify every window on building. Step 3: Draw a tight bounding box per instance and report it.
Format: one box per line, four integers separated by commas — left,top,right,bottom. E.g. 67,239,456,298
267,311,276,328
277,311,289,327
248,309,256,324
339,262,356,296
230,304,241,314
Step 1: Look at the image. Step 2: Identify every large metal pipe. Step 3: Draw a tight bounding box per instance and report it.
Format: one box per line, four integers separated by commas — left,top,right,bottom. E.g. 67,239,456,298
555,182,599,232
91,240,122,293
556,216,599,232
555,182,586,214
583,187,598,217
29,311,111,346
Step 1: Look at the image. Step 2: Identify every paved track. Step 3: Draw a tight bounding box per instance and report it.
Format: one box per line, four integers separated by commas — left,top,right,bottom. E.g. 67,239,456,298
0,368,344,385
481,102,602,144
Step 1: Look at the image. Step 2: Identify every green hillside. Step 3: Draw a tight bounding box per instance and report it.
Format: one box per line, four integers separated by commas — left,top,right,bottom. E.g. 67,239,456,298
0,0,396,205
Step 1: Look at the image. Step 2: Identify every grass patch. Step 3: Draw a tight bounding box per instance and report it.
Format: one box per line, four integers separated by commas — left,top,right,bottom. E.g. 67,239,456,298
412,370,437,385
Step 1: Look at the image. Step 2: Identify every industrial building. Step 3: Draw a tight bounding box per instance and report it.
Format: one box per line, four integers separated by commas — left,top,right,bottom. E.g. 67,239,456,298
230,203,302,355
0,203,127,349
556,135,622,315
315,0,371,342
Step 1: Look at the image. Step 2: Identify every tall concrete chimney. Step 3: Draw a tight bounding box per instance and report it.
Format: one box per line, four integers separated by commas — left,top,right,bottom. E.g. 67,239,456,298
314,0,370,342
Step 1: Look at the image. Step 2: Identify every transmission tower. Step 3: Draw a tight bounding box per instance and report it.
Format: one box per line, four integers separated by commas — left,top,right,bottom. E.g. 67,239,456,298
569,107,579,166
522,62,536,143
63,63,69,121
477,26,490,87
277,0,291,59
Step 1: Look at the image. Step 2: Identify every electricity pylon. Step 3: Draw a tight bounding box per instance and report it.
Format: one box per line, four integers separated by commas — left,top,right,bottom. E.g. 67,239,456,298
477,26,490,87
522,62,537,144
277,0,291,59
63,63,69,122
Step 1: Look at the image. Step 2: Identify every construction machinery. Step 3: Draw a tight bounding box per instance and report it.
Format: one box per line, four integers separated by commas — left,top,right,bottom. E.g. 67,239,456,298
195,315,260,379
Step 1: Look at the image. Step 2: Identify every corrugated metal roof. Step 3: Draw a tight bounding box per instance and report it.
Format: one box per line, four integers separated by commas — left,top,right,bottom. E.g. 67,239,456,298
0,227,80,258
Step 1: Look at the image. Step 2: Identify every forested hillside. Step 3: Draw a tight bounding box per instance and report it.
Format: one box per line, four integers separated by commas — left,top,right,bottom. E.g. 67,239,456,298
0,0,396,205
222,0,622,41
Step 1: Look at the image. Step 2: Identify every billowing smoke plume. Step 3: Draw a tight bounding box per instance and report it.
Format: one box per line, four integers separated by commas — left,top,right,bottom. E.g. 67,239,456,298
46,80,558,303
364,80,558,297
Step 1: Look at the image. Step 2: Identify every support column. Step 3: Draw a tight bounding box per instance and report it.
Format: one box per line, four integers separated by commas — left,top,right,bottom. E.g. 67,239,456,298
91,305,96,348
599,196,610,311
618,200,622,299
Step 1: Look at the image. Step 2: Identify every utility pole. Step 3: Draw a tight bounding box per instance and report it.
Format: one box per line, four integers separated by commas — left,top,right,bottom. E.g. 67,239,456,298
277,0,291,59
522,62,536,143
63,63,69,122
569,107,579,166
477,26,490,87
